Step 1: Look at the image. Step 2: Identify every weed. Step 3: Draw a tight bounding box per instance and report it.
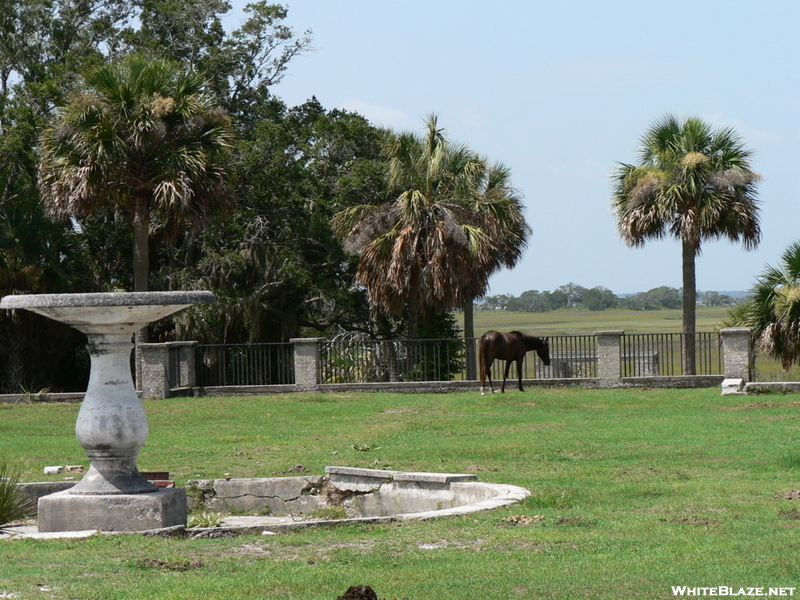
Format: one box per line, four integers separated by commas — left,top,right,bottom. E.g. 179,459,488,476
305,506,348,520
18,385,50,402
187,511,222,528
0,456,28,532
352,443,382,452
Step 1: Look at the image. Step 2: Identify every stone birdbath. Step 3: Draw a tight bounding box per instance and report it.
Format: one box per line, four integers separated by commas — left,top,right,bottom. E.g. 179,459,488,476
0,291,215,532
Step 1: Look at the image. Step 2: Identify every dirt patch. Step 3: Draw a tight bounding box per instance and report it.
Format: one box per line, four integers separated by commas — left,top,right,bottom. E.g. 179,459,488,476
464,464,497,472
776,490,800,500
272,464,308,475
417,538,486,551
234,539,379,563
136,558,203,571
668,516,719,527
335,585,409,600
728,401,776,411
337,586,378,600
501,514,545,526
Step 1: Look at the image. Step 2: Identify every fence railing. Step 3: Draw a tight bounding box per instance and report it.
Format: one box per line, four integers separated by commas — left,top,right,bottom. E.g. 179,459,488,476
195,343,294,387
145,329,744,396
317,335,600,384
541,335,598,379
619,332,723,377
320,338,464,384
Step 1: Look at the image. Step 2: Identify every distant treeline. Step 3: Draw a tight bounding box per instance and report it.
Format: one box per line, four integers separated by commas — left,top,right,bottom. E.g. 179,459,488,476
481,284,741,312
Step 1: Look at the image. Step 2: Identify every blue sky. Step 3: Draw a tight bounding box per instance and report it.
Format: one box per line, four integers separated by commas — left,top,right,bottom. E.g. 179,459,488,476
228,0,800,296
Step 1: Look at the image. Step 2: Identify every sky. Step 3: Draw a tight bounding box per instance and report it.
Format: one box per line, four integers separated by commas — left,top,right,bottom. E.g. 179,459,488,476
227,0,800,297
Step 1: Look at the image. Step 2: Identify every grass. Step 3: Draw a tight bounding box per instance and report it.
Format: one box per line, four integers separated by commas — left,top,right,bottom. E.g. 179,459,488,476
2,388,800,599
463,305,732,335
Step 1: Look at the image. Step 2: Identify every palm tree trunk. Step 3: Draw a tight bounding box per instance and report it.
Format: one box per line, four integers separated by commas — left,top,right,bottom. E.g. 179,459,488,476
384,340,399,383
133,193,150,390
463,299,477,380
407,305,420,340
681,239,697,375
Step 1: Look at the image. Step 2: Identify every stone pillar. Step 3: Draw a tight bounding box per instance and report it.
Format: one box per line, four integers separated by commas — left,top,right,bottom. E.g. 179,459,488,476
595,331,623,387
292,338,323,391
169,341,198,388
720,327,752,381
139,343,170,399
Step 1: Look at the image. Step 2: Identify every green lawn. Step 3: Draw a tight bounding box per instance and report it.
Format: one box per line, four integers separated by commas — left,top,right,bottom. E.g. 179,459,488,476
2,388,800,599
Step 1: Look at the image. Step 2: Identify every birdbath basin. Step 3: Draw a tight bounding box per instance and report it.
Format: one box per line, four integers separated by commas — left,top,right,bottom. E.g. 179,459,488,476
0,291,215,531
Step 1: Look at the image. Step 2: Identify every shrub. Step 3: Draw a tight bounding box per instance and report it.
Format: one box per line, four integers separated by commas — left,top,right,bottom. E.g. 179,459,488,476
0,456,28,532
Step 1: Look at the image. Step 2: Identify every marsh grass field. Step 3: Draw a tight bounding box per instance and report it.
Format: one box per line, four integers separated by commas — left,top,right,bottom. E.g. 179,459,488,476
2,386,800,599
463,305,730,335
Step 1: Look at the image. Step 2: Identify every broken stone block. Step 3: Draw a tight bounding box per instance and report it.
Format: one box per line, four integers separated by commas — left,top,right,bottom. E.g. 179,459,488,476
44,466,64,475
721,378,746,396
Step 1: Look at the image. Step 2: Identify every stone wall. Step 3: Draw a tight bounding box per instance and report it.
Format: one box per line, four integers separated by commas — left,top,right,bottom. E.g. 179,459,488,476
138,328,753,398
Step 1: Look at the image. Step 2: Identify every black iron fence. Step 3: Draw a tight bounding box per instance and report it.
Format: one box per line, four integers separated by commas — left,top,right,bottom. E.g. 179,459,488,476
189,332,723,388
317,334,598,384
540,335,598,379
320,338,465,384
195,343,294,387
619,332,723,377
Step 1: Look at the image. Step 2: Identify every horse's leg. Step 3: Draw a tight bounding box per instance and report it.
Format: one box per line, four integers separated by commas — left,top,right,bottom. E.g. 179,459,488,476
485,359,495,394
479,349,486,395
501,360,512,393
517,358,525,392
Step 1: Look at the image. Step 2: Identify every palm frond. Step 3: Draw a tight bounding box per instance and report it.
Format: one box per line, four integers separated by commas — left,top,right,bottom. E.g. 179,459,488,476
613,114,760,254
39,54,235,226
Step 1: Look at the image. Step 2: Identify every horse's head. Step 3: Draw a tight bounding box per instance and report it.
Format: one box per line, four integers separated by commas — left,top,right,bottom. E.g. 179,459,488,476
537,337,551,366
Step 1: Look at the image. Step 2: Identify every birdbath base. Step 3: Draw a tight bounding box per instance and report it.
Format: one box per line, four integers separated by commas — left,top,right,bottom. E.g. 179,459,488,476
38,488,187,533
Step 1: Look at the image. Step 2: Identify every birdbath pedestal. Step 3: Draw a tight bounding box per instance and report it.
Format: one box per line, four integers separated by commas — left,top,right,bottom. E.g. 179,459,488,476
0,291,216,532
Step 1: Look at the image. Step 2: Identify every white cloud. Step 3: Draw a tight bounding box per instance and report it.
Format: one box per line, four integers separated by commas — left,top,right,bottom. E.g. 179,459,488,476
340,99,416,130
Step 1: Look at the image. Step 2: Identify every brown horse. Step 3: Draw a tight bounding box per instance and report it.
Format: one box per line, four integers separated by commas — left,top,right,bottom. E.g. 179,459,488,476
479,330,551,395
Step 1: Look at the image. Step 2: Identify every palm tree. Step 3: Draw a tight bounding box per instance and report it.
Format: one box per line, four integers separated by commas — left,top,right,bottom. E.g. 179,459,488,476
334,115,529,375
726,242,800,371
38,54,235,384
39,54,235,292
611,115,761,374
